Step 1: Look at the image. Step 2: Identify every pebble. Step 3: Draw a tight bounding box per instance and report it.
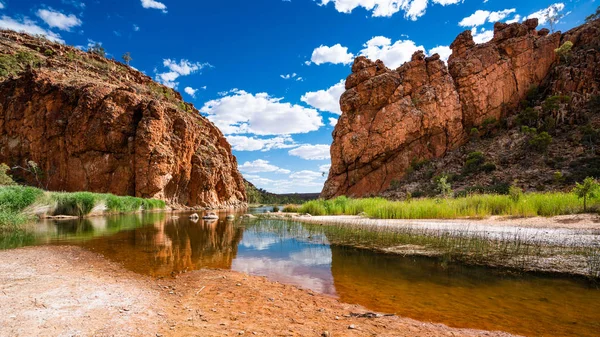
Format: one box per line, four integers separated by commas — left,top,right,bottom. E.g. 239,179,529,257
348,324,356,330
322,331,331,337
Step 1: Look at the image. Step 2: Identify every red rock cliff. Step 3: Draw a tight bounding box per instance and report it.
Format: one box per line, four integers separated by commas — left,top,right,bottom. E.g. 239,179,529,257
0,31,246,208
322,18,581,198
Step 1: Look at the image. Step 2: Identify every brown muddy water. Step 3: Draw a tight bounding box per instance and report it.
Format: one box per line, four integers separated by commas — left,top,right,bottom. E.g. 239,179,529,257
1,210,599,337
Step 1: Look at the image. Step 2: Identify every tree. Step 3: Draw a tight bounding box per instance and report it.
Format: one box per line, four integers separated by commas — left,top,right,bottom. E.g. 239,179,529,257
122,52,132,65
554,42,573,63
573,177,599,212
585,6,600,22
436,175,453,198
12,160,46,189
0,163,15,185
546,4,564,33
88,43,106,57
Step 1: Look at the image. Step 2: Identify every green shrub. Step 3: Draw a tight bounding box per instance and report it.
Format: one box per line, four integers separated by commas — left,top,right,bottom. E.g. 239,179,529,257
0,164,15,186
0,51,42,77
44,49,54,56
0,186,43,213
52,192,97,217
509,183,524,203
463,152,485,175
573,177,599,212
481,162,497,173
554,42,573,63
529,131,553,153
517,107,538,127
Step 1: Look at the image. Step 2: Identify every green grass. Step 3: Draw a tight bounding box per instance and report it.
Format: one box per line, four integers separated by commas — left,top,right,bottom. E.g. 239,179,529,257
298,193,597,219
0,185,167,233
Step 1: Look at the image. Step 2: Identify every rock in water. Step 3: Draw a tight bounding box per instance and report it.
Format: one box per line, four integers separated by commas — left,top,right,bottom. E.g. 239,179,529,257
0,31,246,208
322,18,600,198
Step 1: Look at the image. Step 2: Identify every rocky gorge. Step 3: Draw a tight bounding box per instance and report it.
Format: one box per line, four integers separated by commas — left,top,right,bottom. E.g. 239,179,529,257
0,31,246,208
322,18,600,198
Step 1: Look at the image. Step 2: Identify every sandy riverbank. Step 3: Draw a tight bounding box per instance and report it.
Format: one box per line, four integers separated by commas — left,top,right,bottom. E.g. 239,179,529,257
0,246,517,337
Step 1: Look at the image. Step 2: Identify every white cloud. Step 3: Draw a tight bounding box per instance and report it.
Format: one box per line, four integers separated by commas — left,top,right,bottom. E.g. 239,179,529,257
429,45,452,62
506,15,521,24
309,44,354,65
527,3,565,25
280,73,297,79
471,27,493,44
328,117,338,127
239,159,291,174
36,8,82,31
155,59,211,89
459,8,516,27
289,170,324,180
243,170,328,194
319,164,331,172
0,16,63,43
359,36,423,69
226,135,296,152
200,89,323,135
184,87,197,98
288,144,330,160
141,0,167,13
318,0,462,20
0,3,4,10
133,24,140,31
300,79,345,115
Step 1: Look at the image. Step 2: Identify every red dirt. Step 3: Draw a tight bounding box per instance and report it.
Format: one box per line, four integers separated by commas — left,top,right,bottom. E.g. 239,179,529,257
0,246,518,336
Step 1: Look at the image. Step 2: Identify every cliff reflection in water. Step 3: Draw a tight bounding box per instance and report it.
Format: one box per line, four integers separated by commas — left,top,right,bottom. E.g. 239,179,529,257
41,213,244,277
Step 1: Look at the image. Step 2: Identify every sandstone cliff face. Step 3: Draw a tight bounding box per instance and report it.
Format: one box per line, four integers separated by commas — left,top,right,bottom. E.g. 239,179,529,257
322,19,577,198
0,31,246,208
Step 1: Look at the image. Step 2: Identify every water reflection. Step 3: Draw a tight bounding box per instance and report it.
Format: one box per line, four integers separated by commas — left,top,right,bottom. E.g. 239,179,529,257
2,213,600,337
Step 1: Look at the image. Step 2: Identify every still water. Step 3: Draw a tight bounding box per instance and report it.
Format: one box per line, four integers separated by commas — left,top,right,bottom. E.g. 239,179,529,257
2,211,600,337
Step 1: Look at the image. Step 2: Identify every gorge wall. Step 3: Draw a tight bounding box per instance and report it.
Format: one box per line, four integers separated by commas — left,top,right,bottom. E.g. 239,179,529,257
0,31,246,208
322,18,598,198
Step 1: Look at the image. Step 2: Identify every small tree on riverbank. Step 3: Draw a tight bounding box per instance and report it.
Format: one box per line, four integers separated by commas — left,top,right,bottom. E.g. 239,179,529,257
0,164,15,185
573,177,599,212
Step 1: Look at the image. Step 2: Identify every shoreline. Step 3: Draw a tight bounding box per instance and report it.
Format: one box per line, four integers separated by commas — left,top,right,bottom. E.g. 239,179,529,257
0,246,517,337
260,213,600,278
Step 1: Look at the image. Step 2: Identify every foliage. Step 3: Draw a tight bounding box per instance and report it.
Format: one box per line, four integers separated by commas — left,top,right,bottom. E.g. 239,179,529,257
509,182,524,203
0,51,42,78
244,180,311,205
463,151,486,175
122,52,132,65
435,175,453,198
0,164,15,186
553,171,565,184
470,127,480,140
12,160,46,189
517,107,539,127
573,177,599,212
585,6,600,22
554,41,573,63
529,131,553,153
543,95,570,113
88,43,106,57
581,124,599,147
298,192,594,219
52,192,97,217
546,4,564,33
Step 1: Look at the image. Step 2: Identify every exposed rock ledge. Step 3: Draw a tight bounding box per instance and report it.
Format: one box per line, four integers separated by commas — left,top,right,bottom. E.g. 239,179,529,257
0,31,246,208
322,18,599,198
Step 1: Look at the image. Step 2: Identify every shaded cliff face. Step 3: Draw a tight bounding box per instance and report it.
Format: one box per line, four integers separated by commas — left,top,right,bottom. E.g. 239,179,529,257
0,31,246,208
322,18,580,198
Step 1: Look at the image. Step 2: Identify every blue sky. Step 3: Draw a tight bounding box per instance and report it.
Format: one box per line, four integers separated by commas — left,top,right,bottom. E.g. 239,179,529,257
1,0,596,193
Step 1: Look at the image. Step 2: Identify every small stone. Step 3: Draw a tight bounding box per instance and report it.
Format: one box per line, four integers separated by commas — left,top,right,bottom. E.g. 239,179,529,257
239,331,245,335
334,316,340,320
236,283,242,286
322,331,331,337
348,324,356,330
